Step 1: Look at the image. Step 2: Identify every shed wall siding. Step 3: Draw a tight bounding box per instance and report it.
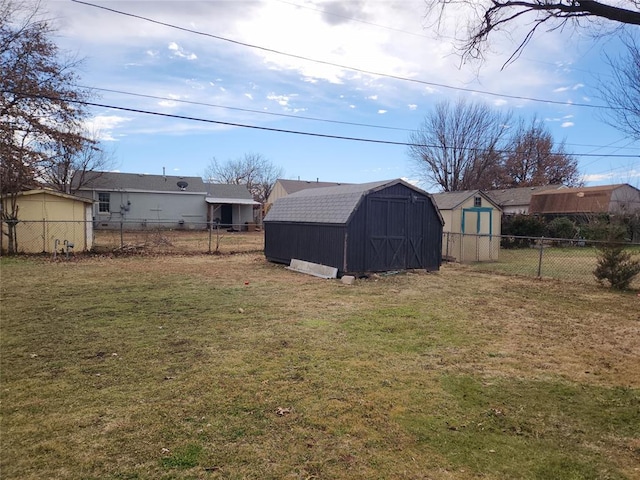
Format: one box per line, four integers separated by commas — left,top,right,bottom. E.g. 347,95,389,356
264,223,347,269
6,192,92,253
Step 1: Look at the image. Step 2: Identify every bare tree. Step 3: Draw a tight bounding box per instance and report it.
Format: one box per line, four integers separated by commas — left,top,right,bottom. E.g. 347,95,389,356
408,99,512,191
1,0,92,253
204,153,284,205
424,0,640,67
39,129,116,194
499,116,581,187
599,34,640,140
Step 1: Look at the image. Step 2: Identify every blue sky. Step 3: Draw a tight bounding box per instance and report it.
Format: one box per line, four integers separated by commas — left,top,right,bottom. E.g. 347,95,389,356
46,0,639,190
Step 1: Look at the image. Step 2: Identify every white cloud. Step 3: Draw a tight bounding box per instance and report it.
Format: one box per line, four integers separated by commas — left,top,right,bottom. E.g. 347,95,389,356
168,42,197,60
378,109,387,114
84,115,132,141
367,95,378,100
561,122,574,128
582,170,640,184
245,93,253,100
408,104,417,110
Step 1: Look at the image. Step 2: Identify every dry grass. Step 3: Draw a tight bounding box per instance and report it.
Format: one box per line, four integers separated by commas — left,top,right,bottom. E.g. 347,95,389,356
92,229,264,255
1,253,639,480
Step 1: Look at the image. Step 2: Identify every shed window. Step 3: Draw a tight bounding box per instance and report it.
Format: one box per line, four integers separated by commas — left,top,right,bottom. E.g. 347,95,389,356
474,196,482,207
98,192,110,213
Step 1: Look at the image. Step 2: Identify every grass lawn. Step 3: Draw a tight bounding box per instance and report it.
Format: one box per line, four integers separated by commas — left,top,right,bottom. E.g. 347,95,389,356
1,254,639,479
471,246,640,288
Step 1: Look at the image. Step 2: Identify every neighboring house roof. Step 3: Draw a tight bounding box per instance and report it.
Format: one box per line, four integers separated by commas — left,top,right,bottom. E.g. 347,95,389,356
275,179,352,196
205,183,259,205
529,184,640,214
265,179,442,225
76,171,208,193
486,185,564,209
431,190,501,211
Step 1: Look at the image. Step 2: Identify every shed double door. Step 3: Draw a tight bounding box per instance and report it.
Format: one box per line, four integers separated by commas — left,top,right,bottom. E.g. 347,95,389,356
366,197,425,271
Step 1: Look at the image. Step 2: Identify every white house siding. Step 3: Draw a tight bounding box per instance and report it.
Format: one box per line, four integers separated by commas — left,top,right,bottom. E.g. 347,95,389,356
92,191,207,229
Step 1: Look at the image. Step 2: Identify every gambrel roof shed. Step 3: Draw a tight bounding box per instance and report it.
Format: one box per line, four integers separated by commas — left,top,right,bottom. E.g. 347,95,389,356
529,184,640,215
264,179,444,274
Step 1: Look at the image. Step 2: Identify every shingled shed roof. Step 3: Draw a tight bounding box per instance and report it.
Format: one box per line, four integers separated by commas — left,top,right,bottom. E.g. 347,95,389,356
486,185,563,208
265,179,438,224
431,190,500,211
529,184,636,214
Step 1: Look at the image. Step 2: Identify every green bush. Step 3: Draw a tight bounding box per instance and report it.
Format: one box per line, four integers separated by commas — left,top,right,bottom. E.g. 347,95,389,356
592,222,640,290
546,217,577,240
594,245,640,290
501,215,546,248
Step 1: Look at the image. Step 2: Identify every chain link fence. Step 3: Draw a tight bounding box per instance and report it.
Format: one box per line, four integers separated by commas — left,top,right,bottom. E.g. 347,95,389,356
443,232,640,288
3,220,639,288
1,220,264,256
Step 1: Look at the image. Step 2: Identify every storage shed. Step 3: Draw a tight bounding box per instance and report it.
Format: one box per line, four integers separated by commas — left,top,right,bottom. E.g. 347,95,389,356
263,179,443,274
1,189,93,253
432,190,501,262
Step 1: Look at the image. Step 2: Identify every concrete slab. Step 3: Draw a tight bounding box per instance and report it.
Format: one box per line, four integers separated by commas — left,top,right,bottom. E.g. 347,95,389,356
287,258,338,279
341,275,356,285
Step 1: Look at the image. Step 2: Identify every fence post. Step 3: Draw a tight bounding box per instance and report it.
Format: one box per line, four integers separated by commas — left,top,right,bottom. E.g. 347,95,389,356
208,220,212,254
537,236,544,277
120,220,124,249
445,232,450,259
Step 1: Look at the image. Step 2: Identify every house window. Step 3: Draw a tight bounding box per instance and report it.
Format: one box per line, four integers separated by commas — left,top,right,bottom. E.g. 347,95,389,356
98,192,110,213
474,196,482,207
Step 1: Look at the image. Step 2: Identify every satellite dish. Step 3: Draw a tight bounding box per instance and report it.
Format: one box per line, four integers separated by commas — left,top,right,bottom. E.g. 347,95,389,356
177,181,188,191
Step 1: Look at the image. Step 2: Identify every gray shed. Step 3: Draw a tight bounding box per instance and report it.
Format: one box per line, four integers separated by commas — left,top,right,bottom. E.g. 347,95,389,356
263,179,443,274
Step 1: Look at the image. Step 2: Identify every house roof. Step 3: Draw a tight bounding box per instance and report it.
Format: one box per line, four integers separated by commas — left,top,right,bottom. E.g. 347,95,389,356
77,171,208,193
431,190,500,211
275,179,352,196
486,185,564,208
204,183,258,204
265,178,441,224
529,184,634,214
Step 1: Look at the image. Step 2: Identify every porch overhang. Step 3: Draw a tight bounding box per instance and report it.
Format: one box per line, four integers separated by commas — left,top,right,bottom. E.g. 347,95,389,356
205,197,260,205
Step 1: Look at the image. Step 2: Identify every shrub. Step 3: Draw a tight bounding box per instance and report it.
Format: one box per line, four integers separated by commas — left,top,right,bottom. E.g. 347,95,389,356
501,215,546,248
593,245,640,290
592,222,640,290
546,217,576,240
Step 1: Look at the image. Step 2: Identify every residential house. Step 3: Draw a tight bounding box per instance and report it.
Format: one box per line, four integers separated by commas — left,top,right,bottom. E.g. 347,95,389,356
75,171,258,229
486,185,564,215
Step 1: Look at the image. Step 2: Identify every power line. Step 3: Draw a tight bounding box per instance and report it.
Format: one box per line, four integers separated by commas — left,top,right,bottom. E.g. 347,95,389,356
70,0,613,111
90,85,640,152
7,90,638,159
84,86,413,132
